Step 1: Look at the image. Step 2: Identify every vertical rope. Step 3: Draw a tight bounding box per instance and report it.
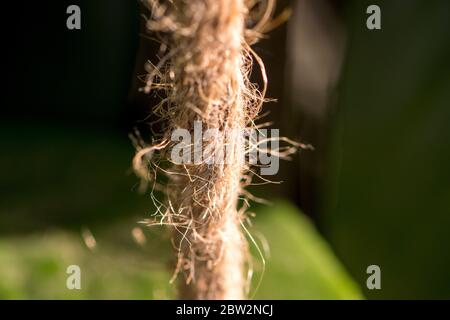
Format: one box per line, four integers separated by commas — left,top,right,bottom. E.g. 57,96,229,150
134,0,275,299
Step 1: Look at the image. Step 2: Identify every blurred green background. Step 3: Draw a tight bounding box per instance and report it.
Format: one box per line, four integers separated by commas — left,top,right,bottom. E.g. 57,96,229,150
1,0,449,299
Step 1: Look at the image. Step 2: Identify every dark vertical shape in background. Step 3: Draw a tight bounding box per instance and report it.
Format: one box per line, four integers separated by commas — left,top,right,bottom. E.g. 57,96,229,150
282,0,346,220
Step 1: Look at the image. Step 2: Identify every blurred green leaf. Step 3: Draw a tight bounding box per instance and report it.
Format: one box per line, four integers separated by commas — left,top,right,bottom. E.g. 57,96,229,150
0,201,361,299
253,201,362,299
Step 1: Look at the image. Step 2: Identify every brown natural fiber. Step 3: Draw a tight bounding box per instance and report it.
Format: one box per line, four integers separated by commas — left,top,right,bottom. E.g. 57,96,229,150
134,0,282,300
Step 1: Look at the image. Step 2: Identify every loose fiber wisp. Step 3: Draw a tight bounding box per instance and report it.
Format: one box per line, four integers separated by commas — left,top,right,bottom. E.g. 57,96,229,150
133,0,300,299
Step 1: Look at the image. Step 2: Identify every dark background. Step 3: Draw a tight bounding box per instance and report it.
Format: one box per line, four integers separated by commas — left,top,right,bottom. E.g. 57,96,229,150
1,0,449,299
